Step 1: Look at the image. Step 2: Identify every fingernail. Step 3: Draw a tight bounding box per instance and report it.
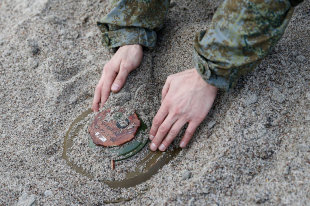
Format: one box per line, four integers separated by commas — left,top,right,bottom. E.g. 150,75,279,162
159,144,166,151
180,141,186,148
149,135,154,140
150,143,157,151
111,83,120,91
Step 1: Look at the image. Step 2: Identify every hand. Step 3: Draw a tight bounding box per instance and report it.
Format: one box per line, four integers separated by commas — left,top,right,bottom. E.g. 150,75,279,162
149,69,218,151
92,44,143,112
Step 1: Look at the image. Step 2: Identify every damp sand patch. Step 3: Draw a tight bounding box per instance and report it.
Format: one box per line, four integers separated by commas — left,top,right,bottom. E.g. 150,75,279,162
62,108,180,194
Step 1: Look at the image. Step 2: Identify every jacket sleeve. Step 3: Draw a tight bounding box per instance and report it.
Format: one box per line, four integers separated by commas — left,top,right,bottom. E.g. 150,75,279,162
193,0,299,91
97,0,170,49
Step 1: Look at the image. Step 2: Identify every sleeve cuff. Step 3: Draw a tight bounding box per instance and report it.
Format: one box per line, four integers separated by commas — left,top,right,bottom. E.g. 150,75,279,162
97,22,157,49
193,49,233,91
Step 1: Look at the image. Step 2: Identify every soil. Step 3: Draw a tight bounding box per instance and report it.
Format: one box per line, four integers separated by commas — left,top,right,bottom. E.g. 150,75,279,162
0,0,309,205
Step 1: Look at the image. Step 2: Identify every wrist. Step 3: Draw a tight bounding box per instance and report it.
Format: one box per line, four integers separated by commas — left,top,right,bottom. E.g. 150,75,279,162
120,44,143,50
193,68,218,93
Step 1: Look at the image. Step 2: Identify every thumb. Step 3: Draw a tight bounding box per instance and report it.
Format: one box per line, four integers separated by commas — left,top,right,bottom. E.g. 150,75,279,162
111,63,129,93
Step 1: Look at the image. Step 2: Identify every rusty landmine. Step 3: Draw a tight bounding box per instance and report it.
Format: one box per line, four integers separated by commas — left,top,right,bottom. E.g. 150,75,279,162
88,108,140,147
62,108,180,203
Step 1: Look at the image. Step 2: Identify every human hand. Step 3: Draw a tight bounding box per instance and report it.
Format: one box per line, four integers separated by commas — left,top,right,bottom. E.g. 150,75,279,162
92,44,143,112
149,69,218,151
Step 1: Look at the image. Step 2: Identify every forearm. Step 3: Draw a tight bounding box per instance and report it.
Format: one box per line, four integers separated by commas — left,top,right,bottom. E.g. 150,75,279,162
193,0,302,91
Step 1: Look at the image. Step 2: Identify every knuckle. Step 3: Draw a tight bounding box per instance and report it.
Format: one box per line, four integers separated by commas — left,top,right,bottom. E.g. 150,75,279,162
173,107,182,116
169,129,179,136
105,62,118,73
159,125,168,133
163,98,171,107
183,114,191,122
152,118,160,126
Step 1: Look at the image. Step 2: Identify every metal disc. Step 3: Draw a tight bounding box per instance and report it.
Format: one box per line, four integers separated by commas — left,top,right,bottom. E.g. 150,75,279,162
88,108,140,147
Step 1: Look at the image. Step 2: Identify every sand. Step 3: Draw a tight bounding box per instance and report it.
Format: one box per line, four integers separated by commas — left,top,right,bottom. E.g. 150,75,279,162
1,0,309,205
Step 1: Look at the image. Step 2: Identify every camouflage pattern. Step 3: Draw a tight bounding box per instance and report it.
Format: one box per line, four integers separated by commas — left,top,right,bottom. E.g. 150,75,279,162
97,0,169,48
98,0,304,90
194,0,296,90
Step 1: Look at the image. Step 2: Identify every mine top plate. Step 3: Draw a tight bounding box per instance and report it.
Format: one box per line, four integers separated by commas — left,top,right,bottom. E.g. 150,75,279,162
88,108,140,147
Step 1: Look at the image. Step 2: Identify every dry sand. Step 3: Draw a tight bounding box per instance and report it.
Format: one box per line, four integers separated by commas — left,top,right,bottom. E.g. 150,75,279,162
1,0,309,205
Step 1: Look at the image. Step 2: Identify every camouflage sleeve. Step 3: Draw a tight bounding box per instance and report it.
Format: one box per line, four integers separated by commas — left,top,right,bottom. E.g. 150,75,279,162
97,0,170,49
193,0,303,91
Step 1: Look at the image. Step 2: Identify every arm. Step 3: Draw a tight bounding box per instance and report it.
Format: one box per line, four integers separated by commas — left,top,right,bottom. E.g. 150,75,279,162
149,0,303,151
97,0,170,49
92,0,170,111
194,0,296,91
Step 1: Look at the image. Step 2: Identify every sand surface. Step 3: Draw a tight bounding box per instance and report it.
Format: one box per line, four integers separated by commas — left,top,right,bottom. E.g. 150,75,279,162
1,0,309,205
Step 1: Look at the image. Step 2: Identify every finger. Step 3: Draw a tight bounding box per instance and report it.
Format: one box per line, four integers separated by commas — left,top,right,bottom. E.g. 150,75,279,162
111,63,129,93
92,84,102,112
158,119,187,151
100,68,117,107
92,73,105,112
161,76,172,102
149,103,169,140
150,114,177,151
179,122,199,148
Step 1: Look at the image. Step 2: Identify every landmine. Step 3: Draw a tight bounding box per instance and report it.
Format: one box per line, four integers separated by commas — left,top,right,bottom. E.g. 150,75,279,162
88,109,140,147
62,54,180,202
